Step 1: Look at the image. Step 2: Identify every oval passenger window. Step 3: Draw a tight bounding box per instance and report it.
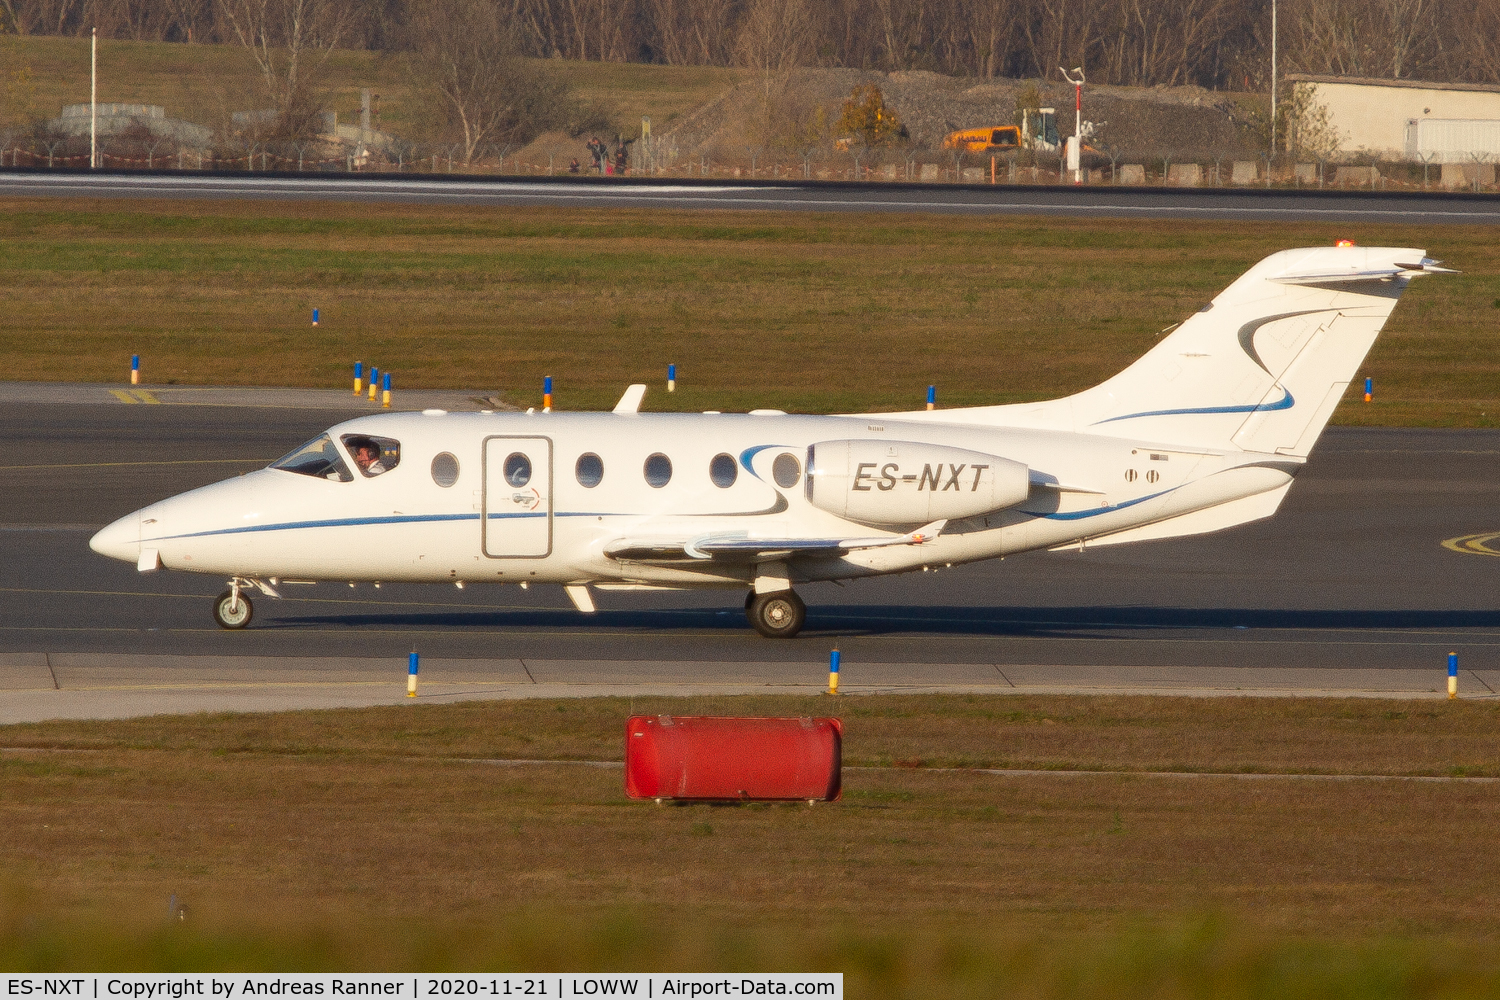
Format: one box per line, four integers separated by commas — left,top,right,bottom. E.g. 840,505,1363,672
709,453,737,488
504,452,532,487
644,453,672,488
430,452,460,487
773,452,801,488
576,453,604,488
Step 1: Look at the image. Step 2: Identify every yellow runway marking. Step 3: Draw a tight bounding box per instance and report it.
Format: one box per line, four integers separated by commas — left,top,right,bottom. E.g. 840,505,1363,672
1442,533,1500,557
107,389,160,404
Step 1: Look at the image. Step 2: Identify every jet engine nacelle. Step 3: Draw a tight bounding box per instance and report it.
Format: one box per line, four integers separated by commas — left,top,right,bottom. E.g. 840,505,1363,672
805,440,1030,525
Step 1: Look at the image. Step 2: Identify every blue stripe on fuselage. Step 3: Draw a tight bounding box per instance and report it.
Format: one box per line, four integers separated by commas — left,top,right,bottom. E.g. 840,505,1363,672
1092,387,1294,425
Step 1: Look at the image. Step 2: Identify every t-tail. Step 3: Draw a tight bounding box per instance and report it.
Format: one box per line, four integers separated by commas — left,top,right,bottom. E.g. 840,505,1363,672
955,245,1453,456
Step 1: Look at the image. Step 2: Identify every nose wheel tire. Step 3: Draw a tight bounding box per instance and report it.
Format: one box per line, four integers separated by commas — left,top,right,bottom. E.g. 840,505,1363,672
747,590,805,638
213,589,254,629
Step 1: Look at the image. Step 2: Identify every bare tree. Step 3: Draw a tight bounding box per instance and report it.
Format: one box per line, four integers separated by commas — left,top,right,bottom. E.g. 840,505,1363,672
957,0,1020,78
645,0,695,63
407,0,573,164
648,0,737,64
735,0,811,75
219,0,347,137
8,0,81,35
162,0,215,41
1023,0,1104,81
1458,0,1500,81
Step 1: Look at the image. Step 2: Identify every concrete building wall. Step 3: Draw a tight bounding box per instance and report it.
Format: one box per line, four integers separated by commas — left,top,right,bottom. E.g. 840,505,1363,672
1291,76,1500,159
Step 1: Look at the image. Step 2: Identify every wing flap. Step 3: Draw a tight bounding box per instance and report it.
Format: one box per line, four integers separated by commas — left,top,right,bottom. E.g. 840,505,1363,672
605,520,946,563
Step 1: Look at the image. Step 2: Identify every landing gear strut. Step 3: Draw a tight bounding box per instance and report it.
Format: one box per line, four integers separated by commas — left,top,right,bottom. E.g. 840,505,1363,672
746,589,805,638
213,584,253,629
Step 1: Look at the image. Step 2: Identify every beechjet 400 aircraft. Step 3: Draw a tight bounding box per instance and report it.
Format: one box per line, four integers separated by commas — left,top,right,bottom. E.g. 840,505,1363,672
91,245,1450,637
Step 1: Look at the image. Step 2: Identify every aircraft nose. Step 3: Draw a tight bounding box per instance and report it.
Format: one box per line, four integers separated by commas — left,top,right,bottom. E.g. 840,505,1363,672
89,513,140,563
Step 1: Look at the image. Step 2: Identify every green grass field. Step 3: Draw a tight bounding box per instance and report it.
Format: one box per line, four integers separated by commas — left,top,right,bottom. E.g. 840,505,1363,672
6,693,1500,994
0,197,1495,422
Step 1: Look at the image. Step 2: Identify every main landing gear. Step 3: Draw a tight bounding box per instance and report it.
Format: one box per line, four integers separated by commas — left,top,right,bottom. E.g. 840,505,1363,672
746,589,806,638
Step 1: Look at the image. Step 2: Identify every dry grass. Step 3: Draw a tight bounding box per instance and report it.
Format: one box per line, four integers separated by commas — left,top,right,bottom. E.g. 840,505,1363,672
0,36,739,145
6,693,1500,974
9,693,1500,777
0,198,1496,422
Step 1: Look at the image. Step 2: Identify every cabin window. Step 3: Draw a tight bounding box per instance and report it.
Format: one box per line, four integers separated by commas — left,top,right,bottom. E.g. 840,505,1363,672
772,452,801,488
341,434,401,478
430,452,460,487
644,453,672,488
709,452,737,488
503,452,532,487
576,453,604,488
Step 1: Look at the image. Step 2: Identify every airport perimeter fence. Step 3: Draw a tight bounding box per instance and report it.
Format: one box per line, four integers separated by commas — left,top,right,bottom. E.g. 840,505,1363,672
1,138,1496,192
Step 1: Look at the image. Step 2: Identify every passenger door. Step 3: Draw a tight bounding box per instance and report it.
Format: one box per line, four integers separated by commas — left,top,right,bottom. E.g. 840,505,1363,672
482,436,553,558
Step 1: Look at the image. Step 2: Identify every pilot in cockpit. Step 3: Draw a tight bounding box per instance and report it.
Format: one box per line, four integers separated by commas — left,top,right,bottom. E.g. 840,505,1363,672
348,437,388,476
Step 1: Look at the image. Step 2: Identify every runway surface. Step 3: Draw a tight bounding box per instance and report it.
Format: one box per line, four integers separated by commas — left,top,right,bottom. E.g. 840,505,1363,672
5,170,1500,223
4,389,1499,705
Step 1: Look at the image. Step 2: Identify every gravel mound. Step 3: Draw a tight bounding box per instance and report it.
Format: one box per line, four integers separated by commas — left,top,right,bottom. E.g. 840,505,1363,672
653,68,1255,167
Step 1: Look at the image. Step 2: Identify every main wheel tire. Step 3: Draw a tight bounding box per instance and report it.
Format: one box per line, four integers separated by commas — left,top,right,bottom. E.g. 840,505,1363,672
213,589,253,629
747,589,806,638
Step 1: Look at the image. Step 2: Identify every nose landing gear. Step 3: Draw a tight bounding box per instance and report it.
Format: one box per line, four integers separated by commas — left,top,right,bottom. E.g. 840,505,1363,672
746,589,806,638
211,577,280,629
213,585,253,629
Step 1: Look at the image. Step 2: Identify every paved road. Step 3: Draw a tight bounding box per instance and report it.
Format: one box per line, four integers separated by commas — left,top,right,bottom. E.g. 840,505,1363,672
5,170,1500,222
4,395,1498,682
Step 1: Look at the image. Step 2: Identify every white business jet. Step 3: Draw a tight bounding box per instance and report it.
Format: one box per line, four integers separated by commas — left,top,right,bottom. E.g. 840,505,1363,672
90,244,1449,637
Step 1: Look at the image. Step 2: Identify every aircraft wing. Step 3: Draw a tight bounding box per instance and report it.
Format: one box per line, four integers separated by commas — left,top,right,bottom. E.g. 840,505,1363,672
605,520,946,563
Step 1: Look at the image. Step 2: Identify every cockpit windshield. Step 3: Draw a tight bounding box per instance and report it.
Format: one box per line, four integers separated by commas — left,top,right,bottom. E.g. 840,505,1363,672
270,434,353,482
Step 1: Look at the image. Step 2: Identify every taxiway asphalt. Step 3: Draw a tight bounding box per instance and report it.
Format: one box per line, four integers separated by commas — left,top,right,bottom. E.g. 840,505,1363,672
2,387,1498,719
5,170,1500,223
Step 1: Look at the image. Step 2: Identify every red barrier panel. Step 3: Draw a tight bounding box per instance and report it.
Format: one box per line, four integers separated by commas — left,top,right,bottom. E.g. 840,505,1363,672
625,715,842,802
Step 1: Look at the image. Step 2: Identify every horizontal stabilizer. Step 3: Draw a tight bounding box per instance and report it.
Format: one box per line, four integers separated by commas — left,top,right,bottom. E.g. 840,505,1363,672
1271,257,1456,285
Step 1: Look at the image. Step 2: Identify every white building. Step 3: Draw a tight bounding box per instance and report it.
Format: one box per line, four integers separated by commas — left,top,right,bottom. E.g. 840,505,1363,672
1288,74,1500,162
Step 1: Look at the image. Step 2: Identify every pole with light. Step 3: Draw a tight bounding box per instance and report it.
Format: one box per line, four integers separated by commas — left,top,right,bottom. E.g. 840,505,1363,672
90,28,97,169
1059,66,1085,184
1270,0,1278,163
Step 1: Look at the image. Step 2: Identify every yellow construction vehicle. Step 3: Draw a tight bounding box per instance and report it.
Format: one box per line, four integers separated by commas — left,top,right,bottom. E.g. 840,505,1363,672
942,125,1021,153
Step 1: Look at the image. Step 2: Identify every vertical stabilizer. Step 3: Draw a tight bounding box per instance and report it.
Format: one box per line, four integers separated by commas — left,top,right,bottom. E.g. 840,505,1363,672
1060,246,1448,454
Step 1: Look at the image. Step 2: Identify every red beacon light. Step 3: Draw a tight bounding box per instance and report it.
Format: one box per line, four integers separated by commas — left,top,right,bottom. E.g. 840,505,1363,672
1335,239,1357,247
